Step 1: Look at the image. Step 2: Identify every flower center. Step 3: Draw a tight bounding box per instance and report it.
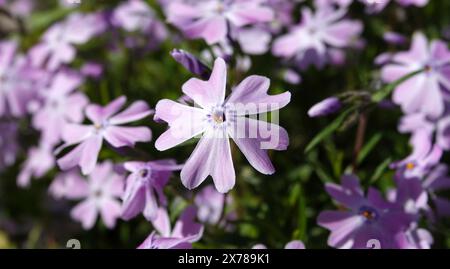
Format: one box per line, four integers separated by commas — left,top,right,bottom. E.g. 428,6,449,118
359,206,378,222
406,162,415,170
139,168,151,179
211,107,226,124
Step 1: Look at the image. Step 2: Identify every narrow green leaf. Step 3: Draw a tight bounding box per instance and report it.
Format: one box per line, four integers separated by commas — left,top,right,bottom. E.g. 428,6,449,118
369,158,392,184
357,133,383,164
371,69,423,103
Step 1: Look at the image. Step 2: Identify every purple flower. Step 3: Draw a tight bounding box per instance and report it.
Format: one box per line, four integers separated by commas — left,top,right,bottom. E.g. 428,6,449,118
70,162,124,230
195,185,226,225
57,96,153,175
121,159,182,221
81,62,103,79
390,131,442,178
17,142,55,188
154,58,291,193
32,71,88,146
49,170,89,200
171,49,211,79
112,0,158,32
166,0,274,45
383,31,408,45
381,32,450,118
0,40,40,117
0,120,19,171
422,164,450,218
317,174,412,249
253,240,305,249
272,5,362,68
30,12,106,71
307,97,342,118
138,206,204,249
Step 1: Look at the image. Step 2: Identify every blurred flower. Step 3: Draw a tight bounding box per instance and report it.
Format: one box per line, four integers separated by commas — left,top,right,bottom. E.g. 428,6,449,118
383,31,408,45
318,174,412,249
308,97,342,118
154,58,290,193
49,170,88,200
0,120,18,171
381,32,450,119
391,131,442,178
70,162,124,230
121,159,181,221
166,0,274,45
273,4,362,69
422,164,450,218
81,62,103,79
57,96,153,175
17,142,55,188
138,206,203,249
0,40,40,117
171,49,211,79
32,71,88,146
253,240,305,249
195,185,225,225
30,12,106,71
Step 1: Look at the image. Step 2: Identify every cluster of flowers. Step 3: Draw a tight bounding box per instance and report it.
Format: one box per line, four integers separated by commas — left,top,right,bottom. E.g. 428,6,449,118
2,0,448,249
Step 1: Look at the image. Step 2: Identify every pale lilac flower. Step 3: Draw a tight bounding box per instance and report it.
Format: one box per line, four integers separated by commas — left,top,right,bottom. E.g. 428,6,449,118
253,240,305,249
121,159,181,221
30,12,106,71
112,0,167,45
154,58,291,193
391,131,442,179
0,121,19,171
166,0,274,45
70,162,124,230
272,4,362,68
1,0,34,17
17,142,55,188
57,96,153,175
32,71,88,146
0,41,40,117
307,97,342,118
195,185,225,225
138,206,203,249
381,32,450,119
383,31,408,45
81,62,103,79
318,174,412,249
171,49,211,79
49,170,88,200
235,27,272,55
422,164,450,218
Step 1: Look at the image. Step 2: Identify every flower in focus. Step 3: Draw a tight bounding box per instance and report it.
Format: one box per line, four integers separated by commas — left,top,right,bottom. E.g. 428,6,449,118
166,0,274,45
138,206,203,249
57,96,153,175
317,174,412,249
273,4,362,69
121,159,182,221
154,58,291,193
69,162,124,230
381,32,450,119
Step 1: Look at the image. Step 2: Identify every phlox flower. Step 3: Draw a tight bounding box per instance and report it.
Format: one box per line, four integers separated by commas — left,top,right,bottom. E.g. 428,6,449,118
317,175,412,249
57,96,153,175
17,142,55,188
49,170,90,200
422,164,450,218
30,12,106,71
32,71,88,146
253,240,305,249
0,121,19,171
381,32,450,119
154,58,291,193
138,206,203,249
69,162,124,230
121,160,182,221
195,185,226,225
0,40,41,117
166,0,274,45
272,4,362,69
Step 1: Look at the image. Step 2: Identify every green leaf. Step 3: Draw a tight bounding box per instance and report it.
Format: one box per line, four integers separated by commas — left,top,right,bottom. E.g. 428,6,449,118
304,107,355,153
369,158,392,184
357,133,383,164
